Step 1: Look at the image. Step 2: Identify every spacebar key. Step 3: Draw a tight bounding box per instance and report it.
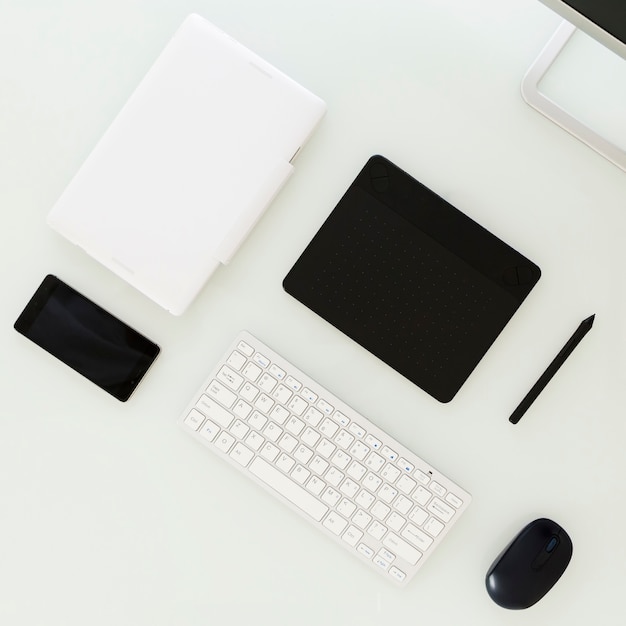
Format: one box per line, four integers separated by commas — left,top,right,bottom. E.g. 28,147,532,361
249,457,328,522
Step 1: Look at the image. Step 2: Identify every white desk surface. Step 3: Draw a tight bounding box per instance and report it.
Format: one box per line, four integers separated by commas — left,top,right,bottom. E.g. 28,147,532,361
2,1,625,624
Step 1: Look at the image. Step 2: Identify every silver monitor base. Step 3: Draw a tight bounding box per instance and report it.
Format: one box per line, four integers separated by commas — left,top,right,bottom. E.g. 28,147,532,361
522,20,626,173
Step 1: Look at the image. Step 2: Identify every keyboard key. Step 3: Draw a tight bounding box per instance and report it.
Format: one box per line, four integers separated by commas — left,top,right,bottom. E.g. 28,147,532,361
394,495,413,515
269,405,290,424
342,525,363,547
379,547,395,563
248,411,267,430
371,501,391,520
196,395,234,428
245,431,264,451
349,441,369,461
367,520,387,541
263,422,282,442
357,543,375,559
199,419,219,442
364,452,385,472
331,449,351,470
243,362,262,381
258,373,278,393
381,463,401,483
409,507,428,526
233,400,252,420
356,490,375,509
337,498,356,518
272,384,292,404
269,364,285,380
184,409,205,430
430,481,446,498
278,433,298,454
445,492,464,509
253,352,270,368
230,442,254,467
231,419,249,439
254,393,274,414
217,365,244,390
424,517,444,537
401,524,433,551
323,511,348,536
365,434,382,450
310,456,329,475
333,411,350,427
306,475,326,496
396,475,417,495
383,533,422,566
317,399,334,415
339,478,359,498
275,453,294,473
321,487,341,507
288,396,308,416
206,381,237,409
427,498,455,523
303,407,323,428
334,429,355,449
389,566,406,582
292,464,310,484
412,485,432,506
363,472,382,493
381,446,398,462
353,510,372,530
285,375,301,391
319,418,339,438
347,461,367,481
397,458,414,474
301,427,320,447
294,444,314,464
378,484,398,504
286,416,305,436
414,469,431,485
240,382,259,402
316,438,336,459
227,350,246,371
387,511,406,532
236,340,254,357
325,467,344,487
349,423,366,438
260,442,280,462
215,432,235,453
301,387,318,403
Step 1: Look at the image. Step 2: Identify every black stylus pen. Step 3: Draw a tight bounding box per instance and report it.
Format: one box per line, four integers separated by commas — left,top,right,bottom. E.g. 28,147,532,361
509,314,595,424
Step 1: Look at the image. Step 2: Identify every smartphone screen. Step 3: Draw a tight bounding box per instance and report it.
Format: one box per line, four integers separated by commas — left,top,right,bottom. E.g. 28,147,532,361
14,275,160,401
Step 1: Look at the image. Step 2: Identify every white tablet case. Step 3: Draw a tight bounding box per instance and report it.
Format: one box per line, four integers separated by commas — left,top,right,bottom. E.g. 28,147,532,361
47,14,326,314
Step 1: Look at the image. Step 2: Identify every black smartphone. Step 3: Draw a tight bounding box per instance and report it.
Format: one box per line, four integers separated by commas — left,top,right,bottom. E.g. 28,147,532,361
14,275,160,402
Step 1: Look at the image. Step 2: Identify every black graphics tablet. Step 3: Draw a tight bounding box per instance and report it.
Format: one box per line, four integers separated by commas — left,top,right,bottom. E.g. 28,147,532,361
283,156,541,402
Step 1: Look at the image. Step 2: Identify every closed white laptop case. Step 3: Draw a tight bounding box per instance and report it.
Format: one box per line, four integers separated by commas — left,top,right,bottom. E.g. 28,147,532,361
47,14,326,314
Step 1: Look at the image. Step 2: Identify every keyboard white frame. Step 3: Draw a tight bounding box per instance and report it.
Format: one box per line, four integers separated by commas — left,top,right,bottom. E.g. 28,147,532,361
179,331,471,586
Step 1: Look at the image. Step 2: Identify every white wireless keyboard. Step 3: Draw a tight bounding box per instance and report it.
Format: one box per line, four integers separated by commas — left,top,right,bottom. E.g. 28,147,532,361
179,331,471,586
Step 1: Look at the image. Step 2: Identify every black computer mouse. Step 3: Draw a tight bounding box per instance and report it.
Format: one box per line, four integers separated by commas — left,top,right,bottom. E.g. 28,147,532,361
485,518,573,609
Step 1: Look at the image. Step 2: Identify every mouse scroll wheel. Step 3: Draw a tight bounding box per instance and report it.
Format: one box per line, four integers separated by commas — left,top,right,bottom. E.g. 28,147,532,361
546,536,559,553
531,535,560,570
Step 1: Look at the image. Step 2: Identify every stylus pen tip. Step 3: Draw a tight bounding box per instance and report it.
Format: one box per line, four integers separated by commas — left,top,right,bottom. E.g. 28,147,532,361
583,314,595,327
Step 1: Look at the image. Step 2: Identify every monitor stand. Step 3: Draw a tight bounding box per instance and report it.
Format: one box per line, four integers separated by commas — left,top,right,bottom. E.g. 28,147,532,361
522,20,626,173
